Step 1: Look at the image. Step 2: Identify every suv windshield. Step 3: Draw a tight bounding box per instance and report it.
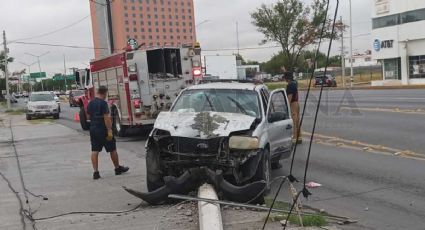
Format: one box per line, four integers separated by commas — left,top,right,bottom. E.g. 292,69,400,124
172,89,260,118
30,94,54,102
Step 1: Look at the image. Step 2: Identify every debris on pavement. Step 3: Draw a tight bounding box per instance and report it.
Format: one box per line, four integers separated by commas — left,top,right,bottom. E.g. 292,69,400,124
305,182,322,188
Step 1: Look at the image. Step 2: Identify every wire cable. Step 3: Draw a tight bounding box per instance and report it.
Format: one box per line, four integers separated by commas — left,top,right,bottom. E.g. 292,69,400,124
261,1,332,229
9,2,105,43
302,0,339,198
32,203,143,221
282,2,340,229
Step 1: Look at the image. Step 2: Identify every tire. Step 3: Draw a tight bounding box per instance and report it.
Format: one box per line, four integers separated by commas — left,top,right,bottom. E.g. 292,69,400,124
112,109,127,137
53,113,60,119
79,107,90,131
252,148,271,204
26,114,32,120
146,145,164,192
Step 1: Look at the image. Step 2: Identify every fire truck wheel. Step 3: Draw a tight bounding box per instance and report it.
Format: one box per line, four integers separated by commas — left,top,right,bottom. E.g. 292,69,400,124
112,109,127,137
79,107,90,131
146,145,164,192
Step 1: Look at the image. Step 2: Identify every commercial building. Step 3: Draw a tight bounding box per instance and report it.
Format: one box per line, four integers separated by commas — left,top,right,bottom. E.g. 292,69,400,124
90,0,196,58
371,0,425,85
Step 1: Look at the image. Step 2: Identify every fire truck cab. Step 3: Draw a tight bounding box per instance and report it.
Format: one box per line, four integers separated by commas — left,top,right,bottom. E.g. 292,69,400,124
79,46,202,136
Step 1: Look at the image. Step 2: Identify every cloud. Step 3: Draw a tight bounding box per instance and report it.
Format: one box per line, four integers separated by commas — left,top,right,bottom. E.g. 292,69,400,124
1,0,372,76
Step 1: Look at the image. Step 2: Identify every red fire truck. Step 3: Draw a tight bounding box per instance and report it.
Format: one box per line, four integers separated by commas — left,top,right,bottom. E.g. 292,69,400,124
77,46,202,136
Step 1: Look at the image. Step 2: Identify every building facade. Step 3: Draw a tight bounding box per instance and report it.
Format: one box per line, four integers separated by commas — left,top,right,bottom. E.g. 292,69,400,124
90,0,196,59
371,0,425,85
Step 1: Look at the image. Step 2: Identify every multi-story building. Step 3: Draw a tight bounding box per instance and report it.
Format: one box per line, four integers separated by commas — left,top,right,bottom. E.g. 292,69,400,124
371,0,425,85
90,0,196,59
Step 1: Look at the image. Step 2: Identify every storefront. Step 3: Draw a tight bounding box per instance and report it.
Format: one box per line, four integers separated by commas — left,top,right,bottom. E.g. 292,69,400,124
371,0,425,85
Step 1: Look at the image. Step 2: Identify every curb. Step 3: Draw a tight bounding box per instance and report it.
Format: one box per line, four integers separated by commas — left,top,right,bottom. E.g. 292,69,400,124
198,184,223,230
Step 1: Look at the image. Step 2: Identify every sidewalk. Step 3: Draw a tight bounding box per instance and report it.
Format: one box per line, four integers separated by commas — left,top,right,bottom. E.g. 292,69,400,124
0,114,198,230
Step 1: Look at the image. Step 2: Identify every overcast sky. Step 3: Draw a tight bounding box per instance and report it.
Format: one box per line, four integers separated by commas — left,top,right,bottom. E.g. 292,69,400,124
1,0,372,76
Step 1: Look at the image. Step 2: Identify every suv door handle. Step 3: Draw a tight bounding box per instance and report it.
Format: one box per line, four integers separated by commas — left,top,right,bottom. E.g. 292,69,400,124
286,124,293,130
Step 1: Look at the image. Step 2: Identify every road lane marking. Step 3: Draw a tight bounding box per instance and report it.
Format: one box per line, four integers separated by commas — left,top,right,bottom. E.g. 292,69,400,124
340,107,425,115
301,131,425,161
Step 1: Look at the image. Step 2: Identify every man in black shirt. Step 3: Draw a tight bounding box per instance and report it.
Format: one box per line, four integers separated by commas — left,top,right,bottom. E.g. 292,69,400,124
284,72,302,144
87,86,129,180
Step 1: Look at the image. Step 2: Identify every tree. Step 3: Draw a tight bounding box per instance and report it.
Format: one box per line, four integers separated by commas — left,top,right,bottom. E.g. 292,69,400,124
251,0,331,71
0,51,14,73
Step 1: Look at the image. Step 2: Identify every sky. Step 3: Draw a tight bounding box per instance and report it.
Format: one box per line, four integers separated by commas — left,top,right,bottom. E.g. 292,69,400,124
0,0,373,77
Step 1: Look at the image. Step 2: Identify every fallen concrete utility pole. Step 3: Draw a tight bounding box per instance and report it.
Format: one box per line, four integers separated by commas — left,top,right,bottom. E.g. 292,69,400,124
168,194,357,223
198,184,223,230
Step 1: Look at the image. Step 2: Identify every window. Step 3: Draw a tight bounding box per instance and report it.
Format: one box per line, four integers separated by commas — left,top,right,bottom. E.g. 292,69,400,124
131,6,135,10
125,20,129,25
401,8,425,23
140,14,143,18
409,55,425,79
365,57,372,62
268,91,289,121
171,89,261,118
133,20,136,25
372,14,399,29
126,27,130,32
133,28,137,32
383,58,401,80
141,28,145,32
373,8,425,29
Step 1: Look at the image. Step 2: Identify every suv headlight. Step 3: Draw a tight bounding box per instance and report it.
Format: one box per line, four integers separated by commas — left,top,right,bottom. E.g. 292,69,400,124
229,136,259,150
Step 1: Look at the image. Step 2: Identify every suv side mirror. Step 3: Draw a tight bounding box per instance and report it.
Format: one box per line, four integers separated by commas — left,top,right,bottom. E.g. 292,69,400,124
268,112,287,123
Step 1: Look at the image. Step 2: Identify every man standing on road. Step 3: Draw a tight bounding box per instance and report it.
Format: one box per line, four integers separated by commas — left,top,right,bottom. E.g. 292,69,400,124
284,72,302,144
87,86,129,180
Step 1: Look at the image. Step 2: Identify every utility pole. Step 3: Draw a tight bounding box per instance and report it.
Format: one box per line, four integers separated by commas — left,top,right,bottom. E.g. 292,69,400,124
63,54,67,91
105,0,115,54
339,17,346,88
349,0,354,88
236,21,240,57
2,31,10,109
19,61,37,92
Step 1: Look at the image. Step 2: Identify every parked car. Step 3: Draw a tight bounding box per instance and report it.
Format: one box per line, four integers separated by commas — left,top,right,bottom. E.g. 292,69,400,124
26,92,60,120
9,94,18,103
68,90,85,107
315,74,337,87
128,81,294,205
50,92,61,112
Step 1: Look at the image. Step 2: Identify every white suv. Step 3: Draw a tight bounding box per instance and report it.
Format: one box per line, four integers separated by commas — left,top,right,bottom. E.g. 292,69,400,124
26,92,60,120
130,81,294,204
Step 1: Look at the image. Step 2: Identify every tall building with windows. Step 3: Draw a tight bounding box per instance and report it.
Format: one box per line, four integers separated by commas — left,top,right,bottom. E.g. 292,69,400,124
371,0,425,85
90,0,196,59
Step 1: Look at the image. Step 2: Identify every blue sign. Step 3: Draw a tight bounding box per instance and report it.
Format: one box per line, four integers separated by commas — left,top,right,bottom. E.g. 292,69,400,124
374,39,381,52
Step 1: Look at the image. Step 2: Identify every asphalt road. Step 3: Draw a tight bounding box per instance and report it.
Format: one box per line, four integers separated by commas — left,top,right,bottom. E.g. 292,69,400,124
15,89,425,230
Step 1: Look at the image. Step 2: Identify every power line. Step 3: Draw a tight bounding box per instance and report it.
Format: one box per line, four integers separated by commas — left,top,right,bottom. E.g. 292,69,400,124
8,1,107,44
11,41,108,50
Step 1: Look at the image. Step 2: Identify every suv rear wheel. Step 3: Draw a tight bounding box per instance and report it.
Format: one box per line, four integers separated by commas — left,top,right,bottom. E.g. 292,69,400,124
112,109,127,137
79,107,90,130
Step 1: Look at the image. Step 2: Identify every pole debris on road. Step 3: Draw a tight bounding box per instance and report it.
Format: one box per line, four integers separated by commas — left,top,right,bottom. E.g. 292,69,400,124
197,184,223,230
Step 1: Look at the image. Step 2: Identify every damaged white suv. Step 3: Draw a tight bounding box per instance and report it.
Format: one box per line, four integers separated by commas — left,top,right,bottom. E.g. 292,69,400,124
125,81,293,204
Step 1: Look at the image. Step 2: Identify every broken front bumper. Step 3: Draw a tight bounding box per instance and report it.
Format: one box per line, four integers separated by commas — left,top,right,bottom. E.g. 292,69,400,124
124,167,266,205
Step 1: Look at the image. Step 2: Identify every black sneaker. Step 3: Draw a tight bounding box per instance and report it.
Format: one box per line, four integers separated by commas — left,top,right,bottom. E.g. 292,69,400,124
93,171,101,180
115,166,129,175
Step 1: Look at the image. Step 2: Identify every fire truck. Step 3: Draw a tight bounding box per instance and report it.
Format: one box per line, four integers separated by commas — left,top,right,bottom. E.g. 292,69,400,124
77,46,202,136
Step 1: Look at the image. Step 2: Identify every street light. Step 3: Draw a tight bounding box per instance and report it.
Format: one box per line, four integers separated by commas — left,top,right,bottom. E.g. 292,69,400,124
196,20,210,28
25,51,50,91
19,61,38,92
349,0,354,88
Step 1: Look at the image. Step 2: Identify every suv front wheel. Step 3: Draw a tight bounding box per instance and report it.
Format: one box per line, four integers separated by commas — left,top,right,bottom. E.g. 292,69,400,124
251,148,271,204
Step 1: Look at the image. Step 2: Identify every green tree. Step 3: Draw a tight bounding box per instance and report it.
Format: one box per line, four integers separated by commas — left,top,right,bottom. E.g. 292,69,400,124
251,0,331,71
0,51,14,73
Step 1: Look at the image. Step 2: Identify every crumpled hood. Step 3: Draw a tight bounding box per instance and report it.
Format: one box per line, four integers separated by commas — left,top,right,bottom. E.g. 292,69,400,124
28,101,57,107
154,111,256,138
